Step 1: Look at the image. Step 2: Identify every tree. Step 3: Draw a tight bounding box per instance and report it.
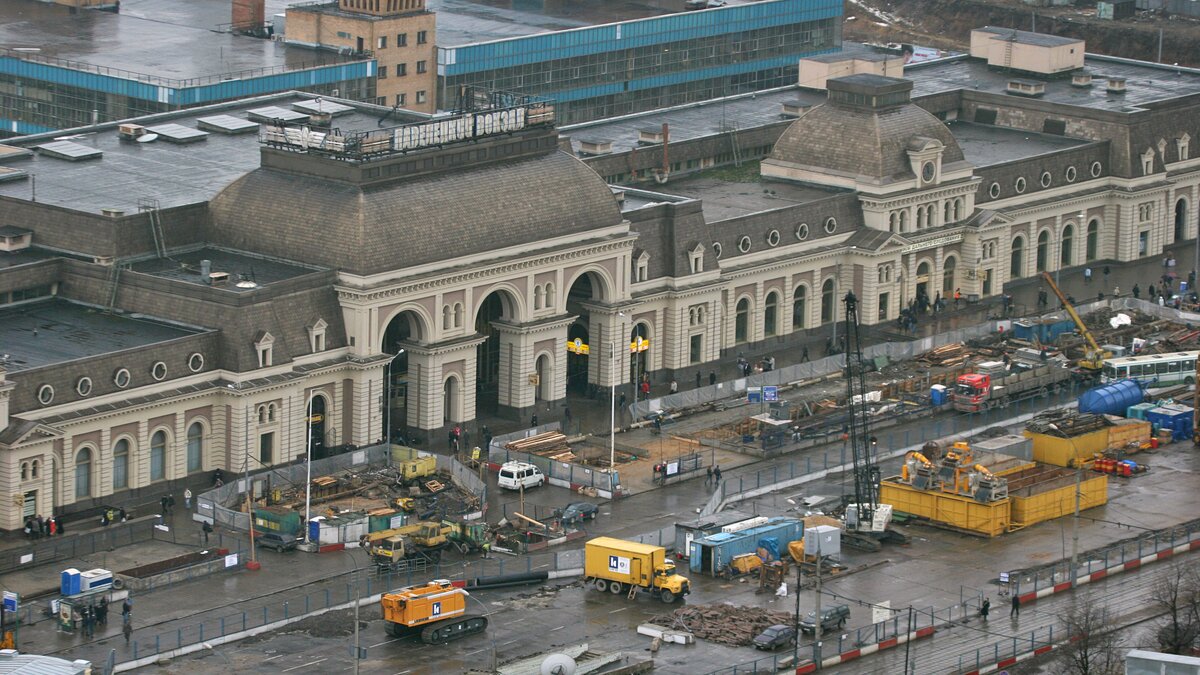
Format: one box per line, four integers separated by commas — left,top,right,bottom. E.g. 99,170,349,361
1055,596,1124,675
1148,561,1200,654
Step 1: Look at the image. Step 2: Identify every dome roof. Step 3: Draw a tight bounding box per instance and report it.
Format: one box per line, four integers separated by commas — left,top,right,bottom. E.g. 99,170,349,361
767,75,966,185
208,150,623,276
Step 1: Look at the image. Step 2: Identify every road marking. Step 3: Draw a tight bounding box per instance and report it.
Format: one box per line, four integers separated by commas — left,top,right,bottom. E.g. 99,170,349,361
500,640,519,647
609,607,629,614
463,648,489,657
534,564,549,569
550,625,565,632
281,658,327,672
264,654,287,661
394,671,412,675
370,638,400,648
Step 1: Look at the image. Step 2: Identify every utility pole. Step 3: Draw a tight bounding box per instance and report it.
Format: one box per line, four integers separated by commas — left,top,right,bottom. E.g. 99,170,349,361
903,605,914,675
244,409,259,570
1069,460,1082,586
793,561,802,667
814,549,823,670
353,565,361,675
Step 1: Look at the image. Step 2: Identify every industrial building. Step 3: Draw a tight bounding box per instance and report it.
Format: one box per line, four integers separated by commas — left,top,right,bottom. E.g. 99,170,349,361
0,25,1197,531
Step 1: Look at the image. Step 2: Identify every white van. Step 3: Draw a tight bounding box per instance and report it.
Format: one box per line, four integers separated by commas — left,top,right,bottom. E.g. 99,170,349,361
498,461,545,490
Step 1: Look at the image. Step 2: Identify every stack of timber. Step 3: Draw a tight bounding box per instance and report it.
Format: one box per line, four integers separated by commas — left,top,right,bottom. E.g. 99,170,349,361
505,432,576,462
649,604,794,647
918,343,968,367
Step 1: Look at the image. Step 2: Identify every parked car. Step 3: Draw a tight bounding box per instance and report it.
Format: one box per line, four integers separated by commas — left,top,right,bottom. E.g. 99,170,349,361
256,532,298,552
752,624,796,650
498,461,545,490
799,605,849,634
559,502,599,524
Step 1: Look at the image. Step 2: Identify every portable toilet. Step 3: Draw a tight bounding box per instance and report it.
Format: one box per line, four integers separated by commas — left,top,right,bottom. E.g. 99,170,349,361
60,568,82,596
930,384,948,406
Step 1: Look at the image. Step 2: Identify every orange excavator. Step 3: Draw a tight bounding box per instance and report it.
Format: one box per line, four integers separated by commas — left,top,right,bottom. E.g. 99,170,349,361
380,579,488,644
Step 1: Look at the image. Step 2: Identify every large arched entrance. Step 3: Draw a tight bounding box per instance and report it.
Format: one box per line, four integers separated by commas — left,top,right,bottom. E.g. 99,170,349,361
565,270,611,395
942,256,957,295
915,262,931,301
444,375,462,424
381,309,426,441
474,291,519,416
535,353,553,401
307,394,328,459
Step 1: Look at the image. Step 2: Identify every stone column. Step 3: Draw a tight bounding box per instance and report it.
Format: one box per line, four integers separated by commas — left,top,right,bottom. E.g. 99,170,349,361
588,308,630,391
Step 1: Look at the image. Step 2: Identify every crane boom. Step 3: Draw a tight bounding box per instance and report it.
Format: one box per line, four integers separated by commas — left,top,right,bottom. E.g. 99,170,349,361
1039,272,1108,371
842,291,880,527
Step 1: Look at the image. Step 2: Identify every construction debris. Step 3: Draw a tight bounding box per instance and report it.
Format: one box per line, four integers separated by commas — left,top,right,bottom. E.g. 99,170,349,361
648,604,794,647
505,432,578,462
917,343,968,366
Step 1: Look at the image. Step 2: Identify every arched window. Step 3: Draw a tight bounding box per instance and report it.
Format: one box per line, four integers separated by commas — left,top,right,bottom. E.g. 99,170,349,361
944,201,953,223
1010,236,1025,279
1061,223,1074,267
75,448,92,498
545,283,555,309
112,439,129,490
150,430,167,482
1086,220,1099,261
821,279,835,324
735,298,750,344
792,286,807,329
20,462,28,481
257,406,267,424
942,256,957,294
533,286,543,311
888,212,898,233
453,303,463,327
442,304,452,330
1037,231,1049,272
187,422,204,473
1177,199,1189,243
898,211,908,232
30,459,39,479
764,292,779,336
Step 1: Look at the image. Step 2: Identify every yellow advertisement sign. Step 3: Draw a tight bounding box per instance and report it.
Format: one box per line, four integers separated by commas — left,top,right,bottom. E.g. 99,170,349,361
566,337,590,354
630,337,650,353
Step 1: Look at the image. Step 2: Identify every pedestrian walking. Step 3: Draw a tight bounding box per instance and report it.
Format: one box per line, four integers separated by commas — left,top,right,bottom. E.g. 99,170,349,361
695,371,702,389
35,514,44,539
1113,286,1120,298
184,488,192,510
640,379,650,398
202,520,213,544
801,344,810,363
482,425,492,451
954,288,963,308
49,516,56,536
57,517,65,535
122,597,133,624
1103,265,1111,285
1010,595,1019,618
709,371,717,386
160,495,169,516
1133,283,1141,299
669,379,678,394
705,466,713,486
167,494,176,515
96,601,108,625
123,621,133,644
713,465,722,485
82,607,94,638
23,519,31,540
619,392,627,410
563,406,572,425
980,598,990,621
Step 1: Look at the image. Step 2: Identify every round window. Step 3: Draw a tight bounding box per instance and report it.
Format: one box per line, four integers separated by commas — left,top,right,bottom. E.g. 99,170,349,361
824,217,837,234
767,229,780,247
151,361,168,381
712,242,723,259
1040,171,1052,188
188,352,205,373
114,368,131,389
921,162,936,182
38,384,54,405
796,223,810,241
988,182,1001,199
1090,161,1102,177
76,377,93,397
1015,177,1027,194
1065,166,1077,183
738,236,752,253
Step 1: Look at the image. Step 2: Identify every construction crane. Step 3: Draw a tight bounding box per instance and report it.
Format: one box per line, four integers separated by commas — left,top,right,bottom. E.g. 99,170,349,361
1040,271,1110,377
840,291,903,551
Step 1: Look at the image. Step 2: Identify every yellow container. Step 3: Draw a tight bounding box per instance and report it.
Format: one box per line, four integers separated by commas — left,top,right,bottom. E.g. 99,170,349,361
1107,419,1151,450
1024,429,1108,467
1010,474,1108,527
881,479,1010,537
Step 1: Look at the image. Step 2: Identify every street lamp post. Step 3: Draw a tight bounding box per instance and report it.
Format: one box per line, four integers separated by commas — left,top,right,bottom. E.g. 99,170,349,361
609,339,617,480
304,393,315,545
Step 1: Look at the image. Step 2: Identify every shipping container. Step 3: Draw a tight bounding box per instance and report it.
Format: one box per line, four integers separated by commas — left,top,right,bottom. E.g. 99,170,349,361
673,510,755,558
254,507,302,535
689,517,804,575
369,510,409,532
1146,404,1194,442
880,480,1010,537
1024,428,1108,467
1010,473,1107,527
1107,418,1151,450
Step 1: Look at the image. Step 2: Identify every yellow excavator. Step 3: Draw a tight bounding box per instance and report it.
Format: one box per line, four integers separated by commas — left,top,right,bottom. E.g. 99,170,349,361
1040,272,1110,377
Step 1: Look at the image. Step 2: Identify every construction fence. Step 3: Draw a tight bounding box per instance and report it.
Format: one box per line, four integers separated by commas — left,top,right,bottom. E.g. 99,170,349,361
630,322,1001,420
487,422,620,495
1010,516,1200,598
0,519,156,575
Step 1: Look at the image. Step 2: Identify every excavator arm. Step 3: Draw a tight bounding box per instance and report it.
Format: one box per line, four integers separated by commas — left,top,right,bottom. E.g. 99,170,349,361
1039,272,1109,371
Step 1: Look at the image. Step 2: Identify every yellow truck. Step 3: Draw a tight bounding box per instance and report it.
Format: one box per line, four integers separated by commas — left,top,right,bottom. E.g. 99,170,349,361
584,537,690,603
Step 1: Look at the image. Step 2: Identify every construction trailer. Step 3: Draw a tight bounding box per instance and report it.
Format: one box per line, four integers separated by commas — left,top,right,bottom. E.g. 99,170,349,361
673,511,759,559
688,517,805,576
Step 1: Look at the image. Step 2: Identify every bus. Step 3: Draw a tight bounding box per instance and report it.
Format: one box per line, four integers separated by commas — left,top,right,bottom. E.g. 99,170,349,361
1100,350,1199,387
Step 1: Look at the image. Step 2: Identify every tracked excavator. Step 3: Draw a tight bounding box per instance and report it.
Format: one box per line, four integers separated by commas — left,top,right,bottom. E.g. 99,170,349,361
380,579,488,644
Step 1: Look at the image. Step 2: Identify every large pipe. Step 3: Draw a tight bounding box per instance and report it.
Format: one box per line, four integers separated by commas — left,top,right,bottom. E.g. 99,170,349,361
467,571,549,589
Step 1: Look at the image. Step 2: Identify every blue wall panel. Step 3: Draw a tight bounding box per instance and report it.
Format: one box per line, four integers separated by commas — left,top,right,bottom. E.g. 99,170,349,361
2,118,56,135
440,0,842,76
0,57,161,101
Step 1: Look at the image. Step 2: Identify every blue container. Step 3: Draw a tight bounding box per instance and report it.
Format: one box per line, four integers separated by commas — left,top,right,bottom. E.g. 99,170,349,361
1127,402,1158,420
1078,379,1145,416
689,517,804,575
1146,404,1193,441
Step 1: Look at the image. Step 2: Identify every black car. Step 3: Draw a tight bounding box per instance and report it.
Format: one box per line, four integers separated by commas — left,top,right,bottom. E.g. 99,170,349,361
799,605,849,634
752,624,796,650
256,532,299,552
559,502,599,524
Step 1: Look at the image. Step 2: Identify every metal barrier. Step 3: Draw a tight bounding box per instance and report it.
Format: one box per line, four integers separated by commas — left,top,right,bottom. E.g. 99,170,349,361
1012,517,1200,597
0,519,155,575
955,625,1057,675
487,423,619,495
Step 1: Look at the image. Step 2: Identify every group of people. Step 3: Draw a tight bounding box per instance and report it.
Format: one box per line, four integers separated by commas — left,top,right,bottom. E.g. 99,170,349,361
704,465,722,487
735,355,775,378
22,514,63,538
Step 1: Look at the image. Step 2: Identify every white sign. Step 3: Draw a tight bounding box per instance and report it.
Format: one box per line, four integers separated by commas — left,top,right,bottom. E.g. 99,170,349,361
155,524,170,532
901,233,963,254
199,502,212,511
393,107,528,152
224,553,239,568
872,600,892,625
608,554,631,575
19,553,32,565
665,461,680,476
